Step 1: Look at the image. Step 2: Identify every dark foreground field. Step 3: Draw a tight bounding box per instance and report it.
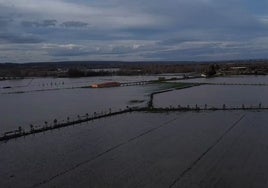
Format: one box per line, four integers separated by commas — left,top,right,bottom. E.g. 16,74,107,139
0,111,267,188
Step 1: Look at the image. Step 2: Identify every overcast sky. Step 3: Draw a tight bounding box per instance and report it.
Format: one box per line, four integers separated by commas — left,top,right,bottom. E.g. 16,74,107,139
0,0,268,63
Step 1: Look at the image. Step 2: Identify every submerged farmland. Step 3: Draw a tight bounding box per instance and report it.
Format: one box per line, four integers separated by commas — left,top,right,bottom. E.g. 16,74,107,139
1,75,268,188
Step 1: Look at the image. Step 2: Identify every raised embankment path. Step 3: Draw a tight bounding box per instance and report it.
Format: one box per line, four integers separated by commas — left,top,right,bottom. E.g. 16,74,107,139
1,104,268,142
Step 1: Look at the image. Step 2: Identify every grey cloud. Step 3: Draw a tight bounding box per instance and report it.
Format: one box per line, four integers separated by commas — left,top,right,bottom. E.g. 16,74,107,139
121,0,267,38
0,16,13,27
144,39,268,61
0,33,44,44
61,21,88,28
44,42,156,57
21,19,57,27
40,19,57,27
45,44,89,57
49,50,88,57
158,38,200,46
1,0,268,62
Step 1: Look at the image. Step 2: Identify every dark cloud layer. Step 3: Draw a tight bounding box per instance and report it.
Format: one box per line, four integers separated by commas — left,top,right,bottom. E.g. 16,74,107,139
21,20,89,28
61,21,88,28
0,0,268,62
21,20,57,28
45,44,89,57
0,16,13,27
0,33,44,44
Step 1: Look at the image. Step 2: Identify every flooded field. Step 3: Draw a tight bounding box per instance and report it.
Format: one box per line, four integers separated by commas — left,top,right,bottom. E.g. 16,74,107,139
176,75,268,84
1,75,268,188
0,75,184,132
1,111,268,188
1,75,268,132
0,86,149,132
154,85,268,108
0,75,182,94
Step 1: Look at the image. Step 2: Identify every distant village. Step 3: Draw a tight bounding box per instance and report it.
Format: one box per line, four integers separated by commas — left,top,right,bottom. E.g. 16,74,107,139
1,60,268,80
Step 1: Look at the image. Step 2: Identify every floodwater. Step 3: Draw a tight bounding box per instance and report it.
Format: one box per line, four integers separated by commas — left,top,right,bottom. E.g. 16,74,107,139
1,75,268,188
1,75,268,132
0,75,181,133
0,86,149,133
1,111,268,188
154,85,268,108
177,75,268,84
0,75,182,94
